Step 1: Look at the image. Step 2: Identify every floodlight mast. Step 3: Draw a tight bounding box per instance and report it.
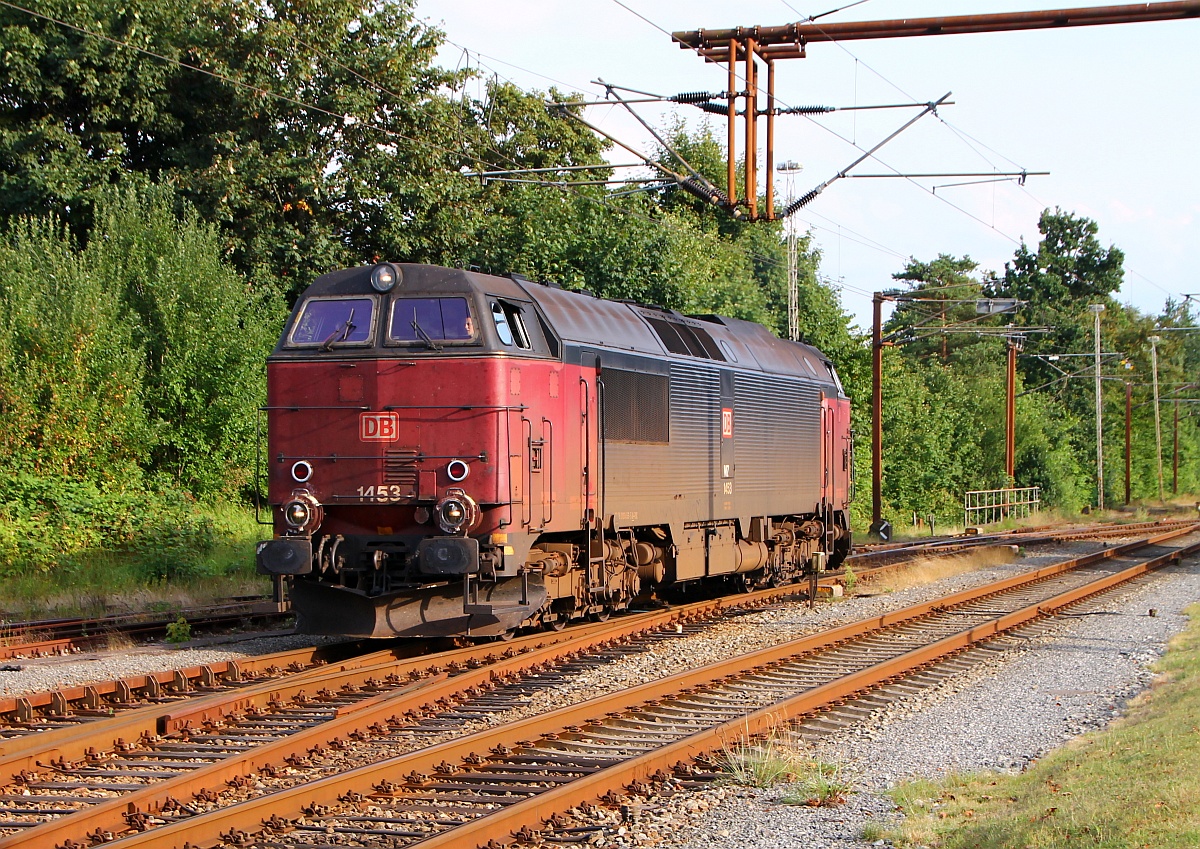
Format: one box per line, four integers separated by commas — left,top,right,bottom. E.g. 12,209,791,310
671,1,1200,221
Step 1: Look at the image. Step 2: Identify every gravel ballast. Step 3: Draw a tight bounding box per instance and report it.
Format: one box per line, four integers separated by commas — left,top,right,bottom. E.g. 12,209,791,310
653,557,1200,849
0,632,328,697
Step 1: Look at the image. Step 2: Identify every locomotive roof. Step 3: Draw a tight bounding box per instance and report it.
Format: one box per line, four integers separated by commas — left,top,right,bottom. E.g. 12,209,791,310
293,263,839,383
497,269,838,382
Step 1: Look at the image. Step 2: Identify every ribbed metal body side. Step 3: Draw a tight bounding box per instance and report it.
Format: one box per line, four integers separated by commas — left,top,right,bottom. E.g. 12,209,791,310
733,371,822,513
602,362,828,528
601,362,719,524
664,362,721,499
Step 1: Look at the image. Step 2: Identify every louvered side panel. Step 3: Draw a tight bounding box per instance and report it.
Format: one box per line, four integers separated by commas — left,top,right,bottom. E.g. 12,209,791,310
667,363,720,496
602,363,720,525
734,373,823,515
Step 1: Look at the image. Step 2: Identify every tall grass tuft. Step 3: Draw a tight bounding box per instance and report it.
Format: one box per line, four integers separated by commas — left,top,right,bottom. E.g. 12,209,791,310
778,760,852,807
719,735,803,788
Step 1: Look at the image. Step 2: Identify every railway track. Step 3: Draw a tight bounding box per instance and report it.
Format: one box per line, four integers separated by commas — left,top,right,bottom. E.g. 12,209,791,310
0,522,1195,848
845,517,1197,568
0,599,292,661
2,516,1182,731
1,518,1184,664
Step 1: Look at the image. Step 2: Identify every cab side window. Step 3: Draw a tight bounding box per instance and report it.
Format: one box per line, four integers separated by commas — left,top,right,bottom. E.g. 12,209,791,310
491,301,532,349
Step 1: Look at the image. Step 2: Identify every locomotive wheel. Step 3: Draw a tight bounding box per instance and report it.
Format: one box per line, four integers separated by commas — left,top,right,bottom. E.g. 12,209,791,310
542,616,566,632
589,608,612,622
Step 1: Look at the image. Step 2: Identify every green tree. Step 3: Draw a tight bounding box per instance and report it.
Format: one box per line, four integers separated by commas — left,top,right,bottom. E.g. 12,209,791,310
888,255,987,362
0,0,465,293
988,208,1124,389
88,184,281,497
995,208,1124,307
986,209,1127,506
0,184,278,497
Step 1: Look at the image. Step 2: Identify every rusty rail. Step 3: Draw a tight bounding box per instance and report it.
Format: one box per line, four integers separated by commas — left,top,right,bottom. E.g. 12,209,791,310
0,599,290,661
3,517,1180,731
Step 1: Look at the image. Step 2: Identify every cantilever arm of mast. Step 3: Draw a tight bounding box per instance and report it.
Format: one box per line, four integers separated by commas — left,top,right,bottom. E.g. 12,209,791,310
782,92,951,217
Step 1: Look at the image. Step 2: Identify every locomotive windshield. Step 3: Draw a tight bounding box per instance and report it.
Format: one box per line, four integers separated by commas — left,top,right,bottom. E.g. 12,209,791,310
289,297,374,347
389,297,475,345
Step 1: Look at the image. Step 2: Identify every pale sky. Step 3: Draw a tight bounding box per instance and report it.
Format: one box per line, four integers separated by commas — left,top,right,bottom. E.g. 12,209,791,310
415,1,1200,330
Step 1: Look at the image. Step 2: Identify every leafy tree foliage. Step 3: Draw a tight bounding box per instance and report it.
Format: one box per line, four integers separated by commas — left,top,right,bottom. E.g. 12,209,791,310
87,185,280,496
994,208,1125,307
0,185,278,497
870,212,1198,523
984,209,1131,506
0,0,463,291
888,254,986,362
987,208,1124,392
0,214,150,482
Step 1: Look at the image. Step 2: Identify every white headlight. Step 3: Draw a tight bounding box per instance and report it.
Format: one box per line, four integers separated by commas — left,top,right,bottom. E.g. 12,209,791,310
285,500,311,528
434,490,479,535
282,491,322,531
370,263,401,292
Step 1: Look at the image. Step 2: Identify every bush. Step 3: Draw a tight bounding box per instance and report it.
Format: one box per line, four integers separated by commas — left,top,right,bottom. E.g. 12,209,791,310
165,616,192,643
87,185,282,498
778,760,851,807
0,218,150,484
0,472,215,580
0,184,283,502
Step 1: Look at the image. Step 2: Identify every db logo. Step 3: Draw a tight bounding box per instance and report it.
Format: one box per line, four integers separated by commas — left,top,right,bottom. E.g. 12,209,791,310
360,412,400,442
721,408,733,438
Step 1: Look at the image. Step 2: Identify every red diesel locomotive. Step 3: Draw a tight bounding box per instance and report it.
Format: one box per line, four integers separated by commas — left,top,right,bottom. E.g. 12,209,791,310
257,263,852,638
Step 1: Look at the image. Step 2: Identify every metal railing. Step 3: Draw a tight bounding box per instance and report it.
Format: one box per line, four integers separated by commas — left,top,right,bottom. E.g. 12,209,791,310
964,486,1041,527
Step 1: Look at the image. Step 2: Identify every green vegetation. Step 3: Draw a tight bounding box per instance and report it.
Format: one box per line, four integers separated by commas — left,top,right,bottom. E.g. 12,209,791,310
842,564,858,596
885,604,1200,848
0,1,1197,610
0,480,265,619
164,616,192,644
719,732,805,788
778,760,852,807
718,733,850,806
0,185,274,616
